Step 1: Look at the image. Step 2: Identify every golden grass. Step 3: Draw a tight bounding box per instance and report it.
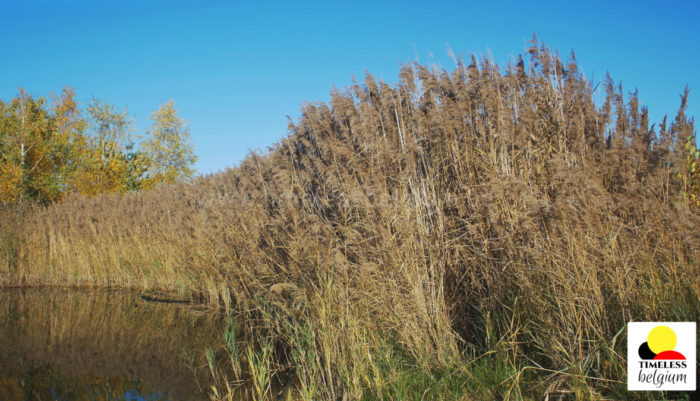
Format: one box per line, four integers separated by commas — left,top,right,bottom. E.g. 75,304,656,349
1,39,698,400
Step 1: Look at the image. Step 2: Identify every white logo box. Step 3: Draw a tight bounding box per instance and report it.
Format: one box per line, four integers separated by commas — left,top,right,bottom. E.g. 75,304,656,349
627,321,696,391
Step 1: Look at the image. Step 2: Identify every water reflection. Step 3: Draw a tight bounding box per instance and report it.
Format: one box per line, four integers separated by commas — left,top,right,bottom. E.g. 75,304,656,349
0,288,224,401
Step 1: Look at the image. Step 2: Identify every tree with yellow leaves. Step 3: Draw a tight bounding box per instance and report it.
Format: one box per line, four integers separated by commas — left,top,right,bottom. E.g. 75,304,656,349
0,88,79,204
69,99,148,195
0,90,197,202
140,100,197,189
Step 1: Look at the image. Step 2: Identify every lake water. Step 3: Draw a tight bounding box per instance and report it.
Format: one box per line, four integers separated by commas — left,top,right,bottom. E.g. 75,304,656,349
0,288,227,401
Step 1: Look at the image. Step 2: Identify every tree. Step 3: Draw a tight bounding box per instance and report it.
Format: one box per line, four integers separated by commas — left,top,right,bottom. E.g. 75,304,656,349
0,88,78,204
0,91,197,202
70,99,146,195
52,87,87,188
141,100,197,188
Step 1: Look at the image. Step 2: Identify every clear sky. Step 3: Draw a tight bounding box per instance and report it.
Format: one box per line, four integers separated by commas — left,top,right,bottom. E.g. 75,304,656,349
2,0,699,174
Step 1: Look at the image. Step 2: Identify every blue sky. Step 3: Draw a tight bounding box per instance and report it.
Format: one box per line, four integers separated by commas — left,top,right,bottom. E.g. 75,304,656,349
2,0,699,174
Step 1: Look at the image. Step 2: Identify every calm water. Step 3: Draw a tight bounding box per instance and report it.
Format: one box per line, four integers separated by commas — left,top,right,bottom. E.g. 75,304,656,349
0,288,227,401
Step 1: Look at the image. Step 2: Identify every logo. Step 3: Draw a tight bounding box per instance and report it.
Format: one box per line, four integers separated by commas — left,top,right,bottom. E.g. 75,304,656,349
628,322,696,391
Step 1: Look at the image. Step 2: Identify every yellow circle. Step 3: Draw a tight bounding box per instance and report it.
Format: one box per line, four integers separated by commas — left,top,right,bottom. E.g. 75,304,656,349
647,326,676,354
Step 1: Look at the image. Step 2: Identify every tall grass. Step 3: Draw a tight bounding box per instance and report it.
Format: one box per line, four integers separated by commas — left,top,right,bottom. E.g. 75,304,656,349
1,39,698,399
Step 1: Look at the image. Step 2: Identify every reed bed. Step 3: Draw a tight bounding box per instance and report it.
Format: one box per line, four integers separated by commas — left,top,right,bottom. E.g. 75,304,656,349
1,40,698,400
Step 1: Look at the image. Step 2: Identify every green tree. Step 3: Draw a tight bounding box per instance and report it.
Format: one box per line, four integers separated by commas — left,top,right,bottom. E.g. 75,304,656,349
141,100,197,188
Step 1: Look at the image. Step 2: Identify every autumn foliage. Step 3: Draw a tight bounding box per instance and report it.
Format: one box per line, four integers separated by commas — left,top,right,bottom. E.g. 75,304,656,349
0,90,196,203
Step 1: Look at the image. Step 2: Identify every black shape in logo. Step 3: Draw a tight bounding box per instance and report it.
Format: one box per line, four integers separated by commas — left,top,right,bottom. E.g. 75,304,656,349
638,341,657,360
